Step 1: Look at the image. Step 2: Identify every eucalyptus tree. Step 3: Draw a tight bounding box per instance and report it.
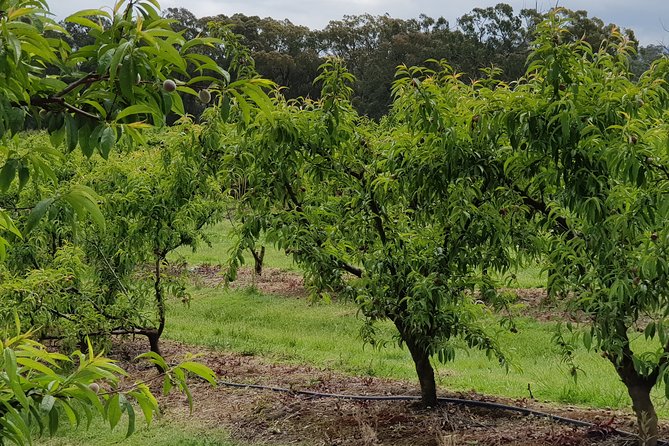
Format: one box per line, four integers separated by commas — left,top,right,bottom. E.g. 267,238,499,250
499,13,669,445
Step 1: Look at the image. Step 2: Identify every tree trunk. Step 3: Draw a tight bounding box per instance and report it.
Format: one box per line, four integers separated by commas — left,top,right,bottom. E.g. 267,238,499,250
251,245,265,276
146,330,161,356
627,382,658,446
609,334,659,446
395,321,437,407
150,253,166,372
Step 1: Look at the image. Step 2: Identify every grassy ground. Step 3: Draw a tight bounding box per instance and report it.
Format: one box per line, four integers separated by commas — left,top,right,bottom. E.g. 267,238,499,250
36,417,237,446
44,224,656,445
170,222,546,288
169,221,297,272
38,282,666,445
166,222,663,413
165,285,668,417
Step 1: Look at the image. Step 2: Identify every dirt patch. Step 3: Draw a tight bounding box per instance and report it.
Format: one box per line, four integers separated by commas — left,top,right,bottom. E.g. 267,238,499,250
506,288,585,322
112,339,660,446
189,265,308,298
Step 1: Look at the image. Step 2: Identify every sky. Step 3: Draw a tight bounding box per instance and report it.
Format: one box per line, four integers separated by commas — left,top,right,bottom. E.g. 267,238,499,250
49,0,668,46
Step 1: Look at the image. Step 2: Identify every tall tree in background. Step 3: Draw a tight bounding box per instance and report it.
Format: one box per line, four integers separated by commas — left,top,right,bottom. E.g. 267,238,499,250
153,4,664,119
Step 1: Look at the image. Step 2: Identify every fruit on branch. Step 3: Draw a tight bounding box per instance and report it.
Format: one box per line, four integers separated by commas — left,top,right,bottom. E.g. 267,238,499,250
162,79,176,92
198,89,211,104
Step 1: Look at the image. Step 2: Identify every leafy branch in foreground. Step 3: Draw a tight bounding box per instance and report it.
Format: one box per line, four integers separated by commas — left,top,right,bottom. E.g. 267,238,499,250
0,329,217,445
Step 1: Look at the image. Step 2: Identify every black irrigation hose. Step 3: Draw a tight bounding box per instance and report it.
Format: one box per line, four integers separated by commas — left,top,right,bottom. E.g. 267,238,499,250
218,379,669,445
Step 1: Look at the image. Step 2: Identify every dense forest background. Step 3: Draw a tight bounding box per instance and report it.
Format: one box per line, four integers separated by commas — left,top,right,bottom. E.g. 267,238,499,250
63,3,668,119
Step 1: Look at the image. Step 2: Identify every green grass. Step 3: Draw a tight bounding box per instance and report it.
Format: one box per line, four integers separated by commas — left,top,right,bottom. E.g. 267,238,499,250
165,286,669,417
36,416,237,446
501,263,547,288
169,221,296,271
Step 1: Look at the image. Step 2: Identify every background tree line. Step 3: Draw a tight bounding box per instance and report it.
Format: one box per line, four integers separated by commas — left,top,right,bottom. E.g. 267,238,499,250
94,4,669,120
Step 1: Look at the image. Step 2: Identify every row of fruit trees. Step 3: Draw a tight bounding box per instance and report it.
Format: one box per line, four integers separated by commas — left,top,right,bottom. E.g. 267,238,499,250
1,1,669,445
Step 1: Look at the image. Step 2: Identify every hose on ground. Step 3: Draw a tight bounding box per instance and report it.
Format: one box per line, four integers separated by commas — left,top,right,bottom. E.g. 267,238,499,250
218,379,668,445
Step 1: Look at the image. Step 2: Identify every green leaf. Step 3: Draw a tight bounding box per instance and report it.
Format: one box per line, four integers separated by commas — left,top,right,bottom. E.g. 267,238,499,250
17,165,29,191
18,357,57,376
162,375,173,395
124,398,136,438
178,361,218,385
582,330,592,350
25,197,55,234
65,114,79,152
0,159,19,191
115,104,158,121
40,395,56,413
58,400,80,428
48,405,60,436
79,124,93,158
99,126,116,159
105,394,122,431
109,41,132,84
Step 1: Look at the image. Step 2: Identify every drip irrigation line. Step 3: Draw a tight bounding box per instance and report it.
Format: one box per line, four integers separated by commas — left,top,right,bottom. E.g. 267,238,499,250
217,379,669,445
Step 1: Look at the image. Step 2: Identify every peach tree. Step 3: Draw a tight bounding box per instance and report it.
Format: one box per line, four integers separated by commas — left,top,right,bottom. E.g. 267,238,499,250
0,0,223,442
499,13,669,446
207,58,534,407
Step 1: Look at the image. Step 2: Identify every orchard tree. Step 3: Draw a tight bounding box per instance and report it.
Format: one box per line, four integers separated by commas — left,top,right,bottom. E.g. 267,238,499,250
1,126,227,356
0,0,229,243
0,0,224,442
208,58,533,406
500,13,669,445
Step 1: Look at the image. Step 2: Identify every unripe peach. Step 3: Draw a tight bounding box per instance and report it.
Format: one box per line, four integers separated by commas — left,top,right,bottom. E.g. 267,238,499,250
198,89,211,104
163,79,177,92
89,382,100,393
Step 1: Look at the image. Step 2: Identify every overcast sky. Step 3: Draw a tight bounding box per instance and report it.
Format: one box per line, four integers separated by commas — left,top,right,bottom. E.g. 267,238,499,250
49,0,668,46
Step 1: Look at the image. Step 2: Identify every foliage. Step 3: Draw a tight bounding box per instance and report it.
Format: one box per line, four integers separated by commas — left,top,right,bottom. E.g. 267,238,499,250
0,125,227,353
0,329,216,446
497,11,669,445
0,0,224,443
203,55,541,406
0,0,229,250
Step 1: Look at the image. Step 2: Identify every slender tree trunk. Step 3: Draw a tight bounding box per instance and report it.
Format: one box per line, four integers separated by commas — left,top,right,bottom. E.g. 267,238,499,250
150,253,166,372
395,321,437,407
251,245,265,276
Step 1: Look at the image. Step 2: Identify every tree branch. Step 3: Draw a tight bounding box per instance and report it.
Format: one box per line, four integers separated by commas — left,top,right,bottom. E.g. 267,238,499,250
55,73,103,98
336,259,363,278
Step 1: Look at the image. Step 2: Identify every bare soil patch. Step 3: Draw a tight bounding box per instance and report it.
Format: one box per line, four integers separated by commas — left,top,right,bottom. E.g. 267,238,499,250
190,265,308,298
112,338,664,446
